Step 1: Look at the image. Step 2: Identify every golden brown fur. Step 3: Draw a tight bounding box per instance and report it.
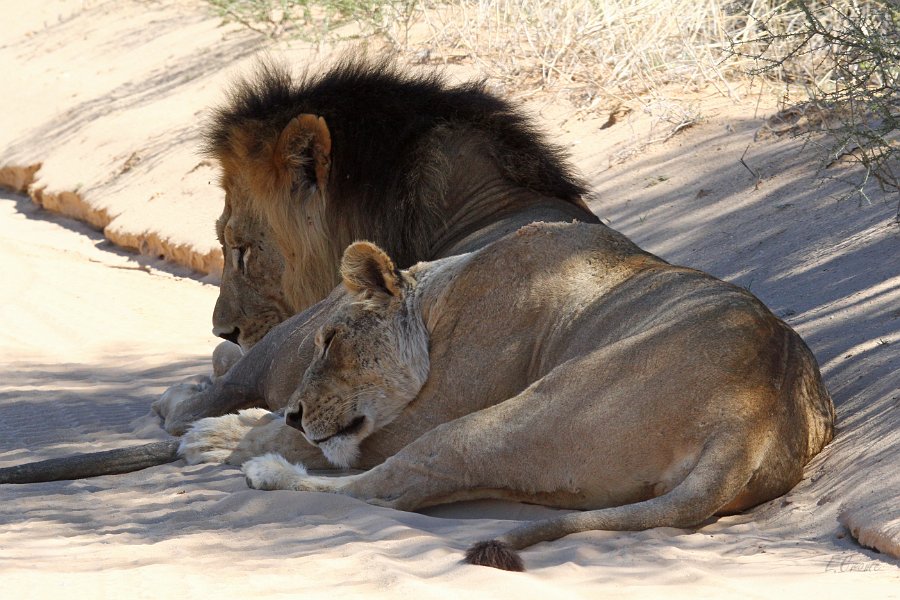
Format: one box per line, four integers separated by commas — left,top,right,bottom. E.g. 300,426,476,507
1,218,833,569
5,64,831,556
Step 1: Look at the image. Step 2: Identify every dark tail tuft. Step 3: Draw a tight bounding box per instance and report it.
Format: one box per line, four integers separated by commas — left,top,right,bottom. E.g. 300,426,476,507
464,540,525,572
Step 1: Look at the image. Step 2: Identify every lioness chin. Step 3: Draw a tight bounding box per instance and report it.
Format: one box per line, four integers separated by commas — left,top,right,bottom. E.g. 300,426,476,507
237,221,834,571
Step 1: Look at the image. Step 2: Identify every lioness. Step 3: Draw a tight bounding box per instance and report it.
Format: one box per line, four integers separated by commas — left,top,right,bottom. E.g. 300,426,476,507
231,222,834,571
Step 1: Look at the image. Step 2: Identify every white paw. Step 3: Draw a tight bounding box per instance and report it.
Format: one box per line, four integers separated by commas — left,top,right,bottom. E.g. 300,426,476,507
179,408,276,464
243,453,308,490
152,375,213,419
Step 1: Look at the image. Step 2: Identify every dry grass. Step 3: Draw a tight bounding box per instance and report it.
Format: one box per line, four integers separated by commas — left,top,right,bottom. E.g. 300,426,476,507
421,0,740,101
419,2,894,97
726,1,899,202
207,2,895,102
415,1,898,204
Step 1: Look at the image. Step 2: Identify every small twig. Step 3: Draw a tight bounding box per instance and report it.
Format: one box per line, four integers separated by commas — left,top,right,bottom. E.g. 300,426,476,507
88,258,152,273
740,143,763,189
660,119,696,143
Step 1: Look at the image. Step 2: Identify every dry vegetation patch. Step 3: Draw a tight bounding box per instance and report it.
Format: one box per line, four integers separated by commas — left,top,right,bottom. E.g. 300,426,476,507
207,0,899,210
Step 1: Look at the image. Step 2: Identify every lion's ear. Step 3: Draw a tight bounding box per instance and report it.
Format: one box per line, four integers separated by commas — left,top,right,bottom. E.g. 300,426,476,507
274,114,332,193
340,242,403,299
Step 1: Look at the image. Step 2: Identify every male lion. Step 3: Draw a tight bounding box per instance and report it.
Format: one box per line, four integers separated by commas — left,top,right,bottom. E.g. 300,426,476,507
206,56,596,350
232,223,834,571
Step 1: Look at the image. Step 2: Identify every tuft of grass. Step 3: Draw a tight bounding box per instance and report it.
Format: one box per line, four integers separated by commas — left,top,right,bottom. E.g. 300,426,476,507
423,1,741,99
207,0,420,47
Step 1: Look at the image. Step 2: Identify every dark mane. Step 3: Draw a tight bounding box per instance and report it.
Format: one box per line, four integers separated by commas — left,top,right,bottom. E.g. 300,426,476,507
204,56,592,267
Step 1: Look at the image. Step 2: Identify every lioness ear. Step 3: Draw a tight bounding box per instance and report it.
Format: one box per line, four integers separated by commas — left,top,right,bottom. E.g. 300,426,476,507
340,242,403,299
274,114,332,194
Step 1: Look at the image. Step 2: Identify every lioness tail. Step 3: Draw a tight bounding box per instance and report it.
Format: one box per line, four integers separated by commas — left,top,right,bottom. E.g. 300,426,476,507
466,434,761,571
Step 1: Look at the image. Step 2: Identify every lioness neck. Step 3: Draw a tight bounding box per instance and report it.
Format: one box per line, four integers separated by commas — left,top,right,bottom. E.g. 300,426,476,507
407,252,475,338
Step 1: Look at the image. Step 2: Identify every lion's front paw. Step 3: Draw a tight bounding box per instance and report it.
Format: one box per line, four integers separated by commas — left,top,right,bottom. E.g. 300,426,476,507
242,453,308,491
179,408,276,464
212,341,243,377
152,376,213,421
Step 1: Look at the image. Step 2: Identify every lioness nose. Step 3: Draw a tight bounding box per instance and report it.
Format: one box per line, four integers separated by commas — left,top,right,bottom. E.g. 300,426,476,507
285,408,304,433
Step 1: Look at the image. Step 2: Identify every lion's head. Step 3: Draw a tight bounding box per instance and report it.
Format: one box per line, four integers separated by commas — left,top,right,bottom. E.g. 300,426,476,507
203,58,594,350
282,242,430,467
207,92,339,348
211,202,292,348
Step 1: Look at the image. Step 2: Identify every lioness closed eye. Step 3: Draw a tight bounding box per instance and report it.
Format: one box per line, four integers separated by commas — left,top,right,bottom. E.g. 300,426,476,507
241,221,834,572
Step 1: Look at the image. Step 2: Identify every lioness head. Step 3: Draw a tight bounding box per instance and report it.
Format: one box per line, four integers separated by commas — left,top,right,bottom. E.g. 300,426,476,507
284,242,430,467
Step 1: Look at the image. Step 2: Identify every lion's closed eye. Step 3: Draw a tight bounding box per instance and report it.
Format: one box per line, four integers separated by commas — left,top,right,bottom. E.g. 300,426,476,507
231,246,250,273
315,328,338,357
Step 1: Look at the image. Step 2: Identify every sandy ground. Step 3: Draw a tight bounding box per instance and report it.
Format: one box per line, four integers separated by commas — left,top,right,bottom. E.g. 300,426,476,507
1,0,899,598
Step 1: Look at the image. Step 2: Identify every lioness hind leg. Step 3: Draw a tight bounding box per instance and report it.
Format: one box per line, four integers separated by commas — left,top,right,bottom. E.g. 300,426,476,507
239,387,573,506
467,433,762,571
250,383,767,571
287,383,593,511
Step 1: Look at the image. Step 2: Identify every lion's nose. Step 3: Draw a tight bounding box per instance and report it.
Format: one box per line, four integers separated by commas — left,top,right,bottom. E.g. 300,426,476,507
285,407,304,433
214,327,241,345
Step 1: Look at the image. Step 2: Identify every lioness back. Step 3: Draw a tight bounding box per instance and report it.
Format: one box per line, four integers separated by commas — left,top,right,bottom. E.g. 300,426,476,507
425,221,833,466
